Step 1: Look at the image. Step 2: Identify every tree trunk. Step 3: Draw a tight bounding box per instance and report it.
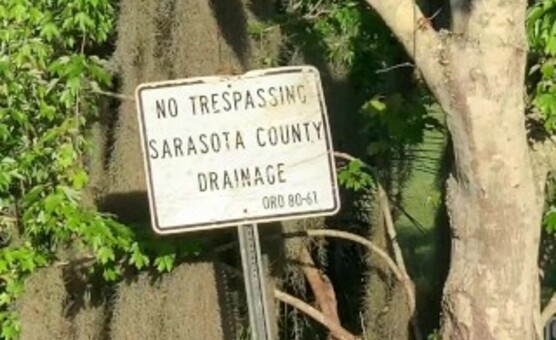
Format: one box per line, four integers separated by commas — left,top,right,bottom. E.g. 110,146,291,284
362,0,546,338
439,1,544,339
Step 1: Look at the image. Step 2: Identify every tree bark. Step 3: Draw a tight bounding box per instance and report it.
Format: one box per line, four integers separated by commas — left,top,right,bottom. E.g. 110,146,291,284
440,1,543,338
362,0,545,339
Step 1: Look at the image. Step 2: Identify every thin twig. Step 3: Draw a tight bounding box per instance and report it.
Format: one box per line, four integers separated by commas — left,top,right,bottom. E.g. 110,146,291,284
54,255,96,267
92,89,135,101
375,62,414,74
303,9,331,20
274,289,359,340
397,205,428,235
428,7,443,22
379,186,408,274
303,0,330,20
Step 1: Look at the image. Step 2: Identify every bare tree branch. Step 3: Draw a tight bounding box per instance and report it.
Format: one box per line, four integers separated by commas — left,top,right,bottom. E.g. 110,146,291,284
379,185,408,273
299,245,341,327
219,262,357,339
304,229,416,315
274,289,359,340
375,62,414,74
542,291,556,326
333,151,376,176
362,0,450,107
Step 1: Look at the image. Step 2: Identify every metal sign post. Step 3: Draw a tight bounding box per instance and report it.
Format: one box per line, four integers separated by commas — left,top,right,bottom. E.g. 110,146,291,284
238,224,273,340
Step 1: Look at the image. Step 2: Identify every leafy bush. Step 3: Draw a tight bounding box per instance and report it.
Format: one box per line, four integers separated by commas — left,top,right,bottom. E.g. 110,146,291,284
0,2,200,338
528,0,556,232
528,0,556,132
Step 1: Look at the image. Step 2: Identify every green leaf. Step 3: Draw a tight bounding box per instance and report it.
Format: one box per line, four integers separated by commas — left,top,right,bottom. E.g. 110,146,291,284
541,61,555,78
67,76,81,94
1,316,19,340
19,256,36,272
40,22,60,41
56,143,76,168
72,169,88,189
0,293,11,306
535,92,556,116
154,254,175,273
60,185,79,203
0,259,8,274
39,103,57,121
129,243,149,270
528,5,545,25
9,3,27,21
33,253,47,267
44,194,63,213
544,209,556,232
348,159,362,172
96,247,115,264
87,61,112,86
547,35,556,55
247,22,270,36
102,266,121,282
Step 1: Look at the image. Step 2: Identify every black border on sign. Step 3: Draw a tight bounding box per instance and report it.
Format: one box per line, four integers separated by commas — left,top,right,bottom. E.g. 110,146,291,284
135,66,340,235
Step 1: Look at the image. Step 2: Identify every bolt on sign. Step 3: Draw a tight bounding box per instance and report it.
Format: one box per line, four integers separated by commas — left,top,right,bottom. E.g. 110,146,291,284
135,66,340,234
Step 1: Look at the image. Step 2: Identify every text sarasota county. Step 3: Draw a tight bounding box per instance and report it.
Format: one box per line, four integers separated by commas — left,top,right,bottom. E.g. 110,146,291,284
146,83,327,194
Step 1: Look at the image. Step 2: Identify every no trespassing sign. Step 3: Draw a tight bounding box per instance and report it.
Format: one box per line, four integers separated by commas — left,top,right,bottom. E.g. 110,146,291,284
135,66,340,234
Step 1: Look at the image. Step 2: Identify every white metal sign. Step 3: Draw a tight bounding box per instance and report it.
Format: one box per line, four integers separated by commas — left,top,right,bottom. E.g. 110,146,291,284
135,66,340,234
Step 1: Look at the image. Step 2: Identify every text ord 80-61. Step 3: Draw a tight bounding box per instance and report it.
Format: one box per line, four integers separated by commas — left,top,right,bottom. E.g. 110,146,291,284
262,191,319,210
